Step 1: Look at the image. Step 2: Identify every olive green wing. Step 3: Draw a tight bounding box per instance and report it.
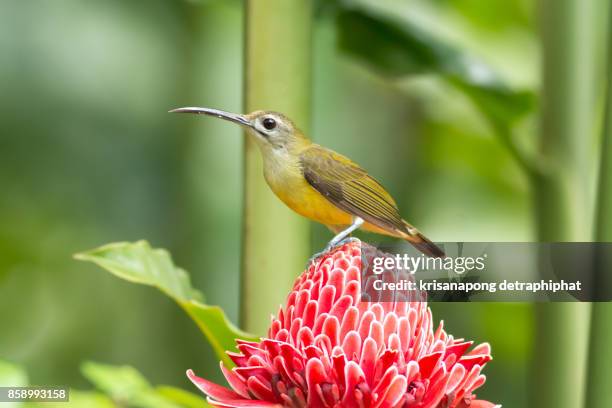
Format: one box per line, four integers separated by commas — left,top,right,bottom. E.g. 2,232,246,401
300,145,407,233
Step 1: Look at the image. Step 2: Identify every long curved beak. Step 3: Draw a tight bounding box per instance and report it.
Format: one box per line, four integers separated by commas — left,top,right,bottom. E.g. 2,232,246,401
169,107,252,128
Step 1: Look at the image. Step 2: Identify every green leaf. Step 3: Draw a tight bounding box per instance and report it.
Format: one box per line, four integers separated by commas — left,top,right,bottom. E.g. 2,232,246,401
81,361,151,400
74,240,202,302
75,241,258,366
0,360,27,408
61,391,115,408
0,361,114,408
156,386,210,408
24,391,115,408
181,300,257,366
81,362,192,408
0,360,27,388
0,360,206,408
336,6,535,125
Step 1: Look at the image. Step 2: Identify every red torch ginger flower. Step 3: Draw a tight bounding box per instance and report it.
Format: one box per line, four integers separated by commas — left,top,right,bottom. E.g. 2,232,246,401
188,241,498,408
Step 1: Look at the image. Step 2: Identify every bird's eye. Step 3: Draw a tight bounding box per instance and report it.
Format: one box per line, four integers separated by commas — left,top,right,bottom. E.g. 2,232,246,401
262,118,277,130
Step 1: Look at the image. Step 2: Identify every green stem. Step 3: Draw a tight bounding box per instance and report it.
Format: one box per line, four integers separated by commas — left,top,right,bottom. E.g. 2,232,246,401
586,3,612,407
535,0,598,241
185,1,244,323
531,304,590,408
241,0,313,334
596,7,612,243
489,120,539,179
532,0,599,407
586,304,612,407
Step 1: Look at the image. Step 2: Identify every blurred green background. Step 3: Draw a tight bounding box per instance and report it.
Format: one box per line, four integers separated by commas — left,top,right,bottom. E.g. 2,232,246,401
0,0,600,406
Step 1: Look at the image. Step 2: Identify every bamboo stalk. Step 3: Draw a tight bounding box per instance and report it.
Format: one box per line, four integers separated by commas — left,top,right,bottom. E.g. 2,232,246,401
586,305,612,407
535,0,598,241
532,0,597,407
586,3,612,406
241,0,312,334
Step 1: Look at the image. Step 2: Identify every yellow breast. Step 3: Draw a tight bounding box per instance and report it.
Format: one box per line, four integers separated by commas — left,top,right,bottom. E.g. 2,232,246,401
263,157,352,227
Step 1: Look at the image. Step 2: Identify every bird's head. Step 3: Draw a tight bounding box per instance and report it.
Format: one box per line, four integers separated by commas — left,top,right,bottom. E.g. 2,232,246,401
170,107,310,154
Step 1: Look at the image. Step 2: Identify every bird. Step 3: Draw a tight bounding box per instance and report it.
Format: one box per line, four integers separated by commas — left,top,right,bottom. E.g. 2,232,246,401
170,107,445,258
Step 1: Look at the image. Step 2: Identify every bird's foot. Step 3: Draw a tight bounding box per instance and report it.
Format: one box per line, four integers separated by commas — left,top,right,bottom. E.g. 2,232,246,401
334,236,360,248
306,237,361,267
306,250,327,268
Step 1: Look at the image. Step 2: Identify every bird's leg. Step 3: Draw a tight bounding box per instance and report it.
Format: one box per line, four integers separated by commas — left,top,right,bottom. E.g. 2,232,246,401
326,216,364,250
308,217,364,266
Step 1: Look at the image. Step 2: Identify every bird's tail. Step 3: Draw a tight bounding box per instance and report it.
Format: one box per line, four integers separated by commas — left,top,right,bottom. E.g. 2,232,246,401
401,221,445,258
